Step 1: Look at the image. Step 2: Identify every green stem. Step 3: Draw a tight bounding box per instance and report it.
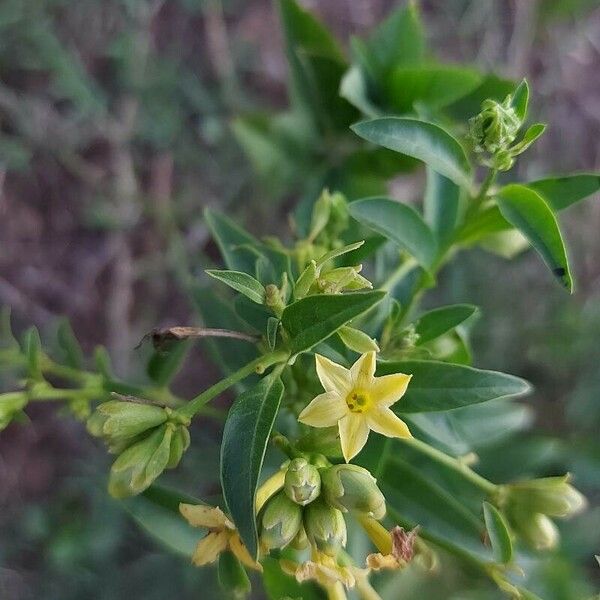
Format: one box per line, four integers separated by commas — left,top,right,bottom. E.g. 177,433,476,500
400,436,497,495
178,350,288,419
471,168,498,211
380,256,418,293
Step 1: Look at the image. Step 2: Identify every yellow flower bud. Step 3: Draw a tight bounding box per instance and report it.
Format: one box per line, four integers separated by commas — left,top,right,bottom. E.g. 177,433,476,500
284,458,321,506
304,499,347,556
321,464,386,520
260,491,303,552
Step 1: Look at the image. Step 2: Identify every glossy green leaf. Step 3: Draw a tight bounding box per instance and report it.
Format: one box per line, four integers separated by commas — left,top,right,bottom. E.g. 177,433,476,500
510,79,529,121
377,360,531,413
206,270,266,304
510,123,546,156
351,118,471,187
413,304,478,344
424,168,461,245
527,173,600,211
483,501,513,563
23,327,42,380
349,197,437,269
121,485,204,557
221,376,284,559
497,184,573,291
384,65,482,113
282,291,386,355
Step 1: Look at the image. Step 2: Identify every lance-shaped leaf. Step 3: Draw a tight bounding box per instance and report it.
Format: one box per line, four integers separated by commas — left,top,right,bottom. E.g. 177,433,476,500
413,304,478,345
377,360,530,413
121,485,205,557
207,270,266,304
527,173,600,211
497,184,573,292
351,118,472,187
221,376,284,559
483,501,513,564
282,291,386,355
349,197,437,269
510,79,529,121
424,168,461,245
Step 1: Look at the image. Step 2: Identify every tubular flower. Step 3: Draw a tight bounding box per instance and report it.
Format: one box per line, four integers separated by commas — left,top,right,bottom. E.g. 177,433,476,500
179,503,262,572
298,352,412,462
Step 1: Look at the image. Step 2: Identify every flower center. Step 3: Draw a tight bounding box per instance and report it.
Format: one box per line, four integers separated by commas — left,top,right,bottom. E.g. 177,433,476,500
345,389,371,413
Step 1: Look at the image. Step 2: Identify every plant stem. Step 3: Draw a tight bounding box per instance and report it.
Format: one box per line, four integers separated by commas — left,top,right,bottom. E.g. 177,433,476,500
178,350,288,418
471,168,498,210
400,436,497,495
380,256,418,292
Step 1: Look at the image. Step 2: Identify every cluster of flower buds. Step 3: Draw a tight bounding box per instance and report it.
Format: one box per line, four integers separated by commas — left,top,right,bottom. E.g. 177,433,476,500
469,80,545,172
497,475,586,549
258,457,387,557
87,399,190,497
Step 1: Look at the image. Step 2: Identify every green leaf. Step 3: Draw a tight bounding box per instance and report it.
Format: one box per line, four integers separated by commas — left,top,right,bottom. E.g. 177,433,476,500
359,2,425,78
218,551,251,599
497,184,573,291
377,360,531,412
510,79,529,121
204,209,260,274
527,173,600,211
338,325,379,353
147,341,190,387
351,118,471,187
121,485,204,557
510,123,546,156
266,317,279,351
424,168,461,245
221,376,284,559
349,197,437,269
282,291,386,355
483,501,513,563
384,65,482,113
56,318,85,369
23,327,42,380
206,270,266,304
413,304,478,344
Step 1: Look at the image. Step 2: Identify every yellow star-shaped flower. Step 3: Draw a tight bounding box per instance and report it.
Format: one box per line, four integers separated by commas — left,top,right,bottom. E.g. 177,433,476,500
179,503,262,571
298,352,412,462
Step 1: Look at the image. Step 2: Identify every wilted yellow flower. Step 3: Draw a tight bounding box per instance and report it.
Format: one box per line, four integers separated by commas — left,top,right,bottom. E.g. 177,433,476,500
281,549,355,590
298,352,412,462
179,503,262,571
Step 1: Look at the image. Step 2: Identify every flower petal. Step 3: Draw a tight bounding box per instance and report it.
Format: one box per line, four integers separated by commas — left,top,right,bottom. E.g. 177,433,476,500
191,530,229,566
339,414,370,462
230,533,263,572
367,408,412,439
180,503,233,529
370,373,412,407
350,352,376,388
315,354,352,394
298,392,347,428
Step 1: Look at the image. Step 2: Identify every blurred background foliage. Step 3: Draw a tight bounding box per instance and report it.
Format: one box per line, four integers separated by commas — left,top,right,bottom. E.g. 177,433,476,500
0,1,599,599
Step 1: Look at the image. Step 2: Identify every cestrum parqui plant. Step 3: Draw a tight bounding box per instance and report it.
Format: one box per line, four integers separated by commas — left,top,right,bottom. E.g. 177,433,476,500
1,3,598,598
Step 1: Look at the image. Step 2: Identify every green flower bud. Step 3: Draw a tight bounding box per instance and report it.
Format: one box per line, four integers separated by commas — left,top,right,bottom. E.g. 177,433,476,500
167,424,191,469
505,476,586,518
294,261,318,299
87,400,168,451
317,265,372,294
0,392,27,431
338,326,379,353
304,499,347,556
289,525,309,550
509,508,559,550
321,464,386,520
470,97,521,156
108,423,178,498
284,458,321,506
308,189,332,242
260,491,303,551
